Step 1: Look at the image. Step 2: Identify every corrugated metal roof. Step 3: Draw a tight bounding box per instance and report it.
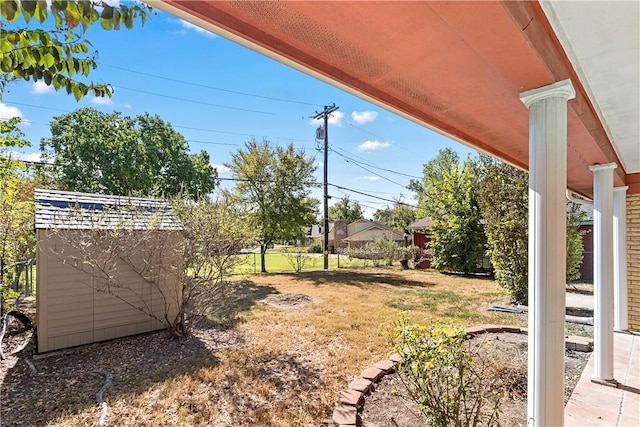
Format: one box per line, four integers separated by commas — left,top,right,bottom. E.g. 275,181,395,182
35,189,181,230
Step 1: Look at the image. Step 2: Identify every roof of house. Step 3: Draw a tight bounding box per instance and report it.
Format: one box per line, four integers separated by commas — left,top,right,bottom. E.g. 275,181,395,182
35,189,181,231
406,217,434,230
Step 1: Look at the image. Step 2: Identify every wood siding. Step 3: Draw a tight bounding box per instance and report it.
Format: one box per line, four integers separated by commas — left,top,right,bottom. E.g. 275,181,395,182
37,230,180,353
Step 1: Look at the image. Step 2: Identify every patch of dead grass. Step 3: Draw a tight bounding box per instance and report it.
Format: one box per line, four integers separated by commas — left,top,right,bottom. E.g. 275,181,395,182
2,267,525,426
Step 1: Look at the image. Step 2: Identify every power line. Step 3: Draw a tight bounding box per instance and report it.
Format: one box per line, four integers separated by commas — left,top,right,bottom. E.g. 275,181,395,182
6,158,322,187
99,63,322,107
2,103,314,144
348,120,422,157
114,86,276,115
328,183,417,208
331,150,410,188
331,146,421,179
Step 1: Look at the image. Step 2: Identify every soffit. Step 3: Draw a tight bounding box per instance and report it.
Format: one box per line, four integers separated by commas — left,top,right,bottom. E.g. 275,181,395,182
540,1,639,174
153,1,635,196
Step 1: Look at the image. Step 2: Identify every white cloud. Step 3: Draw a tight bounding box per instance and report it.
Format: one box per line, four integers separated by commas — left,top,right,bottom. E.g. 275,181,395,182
0,103,25,121
91,96,113,106
212,164,231,175
309,110,344,127
357,140,391,153
362,176,380,182
179,19,217,38
31,81,54,95
121,103,132,109
1,151,42,163
351,110,378,125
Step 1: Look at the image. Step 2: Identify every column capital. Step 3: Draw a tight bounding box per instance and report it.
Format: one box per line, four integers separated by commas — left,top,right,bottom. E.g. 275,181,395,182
590,163,618,173
520,79,576,108
614,186,629,193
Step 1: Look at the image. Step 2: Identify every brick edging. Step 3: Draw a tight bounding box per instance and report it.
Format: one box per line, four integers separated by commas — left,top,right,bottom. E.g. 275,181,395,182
332,324,593,426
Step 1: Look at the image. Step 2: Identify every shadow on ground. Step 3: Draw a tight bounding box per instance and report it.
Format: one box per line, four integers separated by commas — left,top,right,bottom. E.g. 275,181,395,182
0,279,278,426
278,268,437,289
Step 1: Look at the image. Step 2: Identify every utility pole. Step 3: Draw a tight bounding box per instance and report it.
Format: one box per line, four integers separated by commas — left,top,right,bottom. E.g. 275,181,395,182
313,104,339,270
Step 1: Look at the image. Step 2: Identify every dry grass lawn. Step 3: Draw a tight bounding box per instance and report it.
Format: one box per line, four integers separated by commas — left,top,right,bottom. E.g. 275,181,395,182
2,267,525,426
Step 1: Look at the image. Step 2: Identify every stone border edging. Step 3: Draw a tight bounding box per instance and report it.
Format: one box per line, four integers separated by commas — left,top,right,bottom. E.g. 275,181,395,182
332,324,594,426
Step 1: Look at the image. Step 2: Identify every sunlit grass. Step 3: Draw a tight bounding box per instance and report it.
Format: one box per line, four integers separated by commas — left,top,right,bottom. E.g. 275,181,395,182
41,268,526,426
229,252,373,274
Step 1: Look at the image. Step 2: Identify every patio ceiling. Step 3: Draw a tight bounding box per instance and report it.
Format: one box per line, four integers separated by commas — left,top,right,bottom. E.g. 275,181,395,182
151,1,640,197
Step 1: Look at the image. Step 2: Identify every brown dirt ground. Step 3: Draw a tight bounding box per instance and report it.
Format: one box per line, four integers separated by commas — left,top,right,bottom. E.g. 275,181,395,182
360,332,591,427
0,270,592,426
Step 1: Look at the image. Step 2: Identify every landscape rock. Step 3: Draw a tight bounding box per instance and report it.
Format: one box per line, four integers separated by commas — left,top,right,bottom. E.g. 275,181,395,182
360,367,384,382
373,359,395,373
348,377,373,393
339,389,364,406
332,404,357,425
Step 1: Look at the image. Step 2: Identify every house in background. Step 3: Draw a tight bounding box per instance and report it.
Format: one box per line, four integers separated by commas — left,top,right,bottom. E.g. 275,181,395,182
406,217,433,269
578,219,594,282
134,3,639,424
325,219,405,252
35,189,181,353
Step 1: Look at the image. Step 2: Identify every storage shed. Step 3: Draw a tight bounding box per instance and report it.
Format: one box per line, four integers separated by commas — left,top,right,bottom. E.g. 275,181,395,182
35,189,182,353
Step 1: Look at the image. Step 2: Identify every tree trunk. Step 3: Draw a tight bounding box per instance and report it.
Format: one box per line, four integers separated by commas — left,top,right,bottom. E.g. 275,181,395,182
260,244,268,273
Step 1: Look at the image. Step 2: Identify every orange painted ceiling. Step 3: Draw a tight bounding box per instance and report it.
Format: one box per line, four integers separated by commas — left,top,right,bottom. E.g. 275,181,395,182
160,1,629,197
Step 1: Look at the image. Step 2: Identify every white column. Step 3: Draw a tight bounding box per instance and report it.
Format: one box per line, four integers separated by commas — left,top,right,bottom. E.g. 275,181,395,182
520,79,575,427
590,163,617,383
613,186,628,331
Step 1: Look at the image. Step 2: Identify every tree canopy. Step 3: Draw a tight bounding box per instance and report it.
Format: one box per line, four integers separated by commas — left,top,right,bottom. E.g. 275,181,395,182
41,107,218,197
474,155,529,303
373,202,416,231
225,139,318,273
329,195,363,223
408,148,485,274
1,0,151,100
0,118,35,313
474,154,586,304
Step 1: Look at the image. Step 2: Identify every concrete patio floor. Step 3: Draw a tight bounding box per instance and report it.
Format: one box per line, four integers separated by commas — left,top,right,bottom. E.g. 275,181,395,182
565,331,640,426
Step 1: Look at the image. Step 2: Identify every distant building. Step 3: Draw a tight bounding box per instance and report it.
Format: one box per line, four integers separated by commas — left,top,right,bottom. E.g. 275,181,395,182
321,218,405,252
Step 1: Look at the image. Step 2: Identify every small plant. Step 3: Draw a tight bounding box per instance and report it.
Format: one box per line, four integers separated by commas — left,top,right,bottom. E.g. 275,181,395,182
390,314,502,427
284,251,314,273
307,241,322,253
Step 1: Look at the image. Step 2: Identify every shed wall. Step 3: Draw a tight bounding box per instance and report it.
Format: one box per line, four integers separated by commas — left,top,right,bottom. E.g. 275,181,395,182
37,230,180,353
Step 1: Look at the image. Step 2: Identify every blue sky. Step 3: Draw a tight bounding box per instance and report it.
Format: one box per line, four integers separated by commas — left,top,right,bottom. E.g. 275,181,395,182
1,5,478,218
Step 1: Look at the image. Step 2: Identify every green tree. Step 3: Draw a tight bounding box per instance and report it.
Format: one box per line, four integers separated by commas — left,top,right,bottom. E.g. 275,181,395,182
475,155,587,304
374,202,416,231
566,201,587,282
0,118,34,314
329,195,363,223
40,107,218,197
474,155,529,303
1,0,151,100
226,139,318,273
408,148,485,274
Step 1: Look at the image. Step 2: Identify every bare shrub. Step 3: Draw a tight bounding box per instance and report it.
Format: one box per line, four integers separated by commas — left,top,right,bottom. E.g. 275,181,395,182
49,195,251,338
390,315,502,427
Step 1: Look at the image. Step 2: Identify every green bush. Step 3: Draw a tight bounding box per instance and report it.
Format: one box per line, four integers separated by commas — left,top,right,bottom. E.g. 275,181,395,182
390,315,502,427
307,241,322,253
